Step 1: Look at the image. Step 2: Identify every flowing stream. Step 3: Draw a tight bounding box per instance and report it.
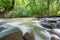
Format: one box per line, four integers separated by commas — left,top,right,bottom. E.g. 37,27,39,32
0,18,60,40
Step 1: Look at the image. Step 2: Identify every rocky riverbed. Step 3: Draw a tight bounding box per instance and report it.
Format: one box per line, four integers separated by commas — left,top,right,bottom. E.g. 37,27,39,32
0,18,60,40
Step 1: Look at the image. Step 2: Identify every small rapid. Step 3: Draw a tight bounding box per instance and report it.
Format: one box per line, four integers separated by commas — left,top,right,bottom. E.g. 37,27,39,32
0,18,60,40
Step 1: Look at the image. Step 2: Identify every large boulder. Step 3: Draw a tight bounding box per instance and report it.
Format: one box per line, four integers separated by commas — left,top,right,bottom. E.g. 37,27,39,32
2,30,23,40
0,24,24,40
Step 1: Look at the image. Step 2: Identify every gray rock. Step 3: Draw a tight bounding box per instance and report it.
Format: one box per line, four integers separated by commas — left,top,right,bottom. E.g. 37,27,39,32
51,34,60,40
40,18,58,29
23,32,35,40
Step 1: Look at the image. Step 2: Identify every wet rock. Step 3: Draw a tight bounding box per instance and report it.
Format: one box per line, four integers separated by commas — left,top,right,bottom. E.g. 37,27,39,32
23,32,35,40
56,21,60,28
48,29,60,37
40,19,57,29
52,29,60,37
40,18,60,29
51,34,60,40
1,30,23,40
0,24,24,40
48,20,57,23
41,23,53,29
41,22,56,29
51,37,57,40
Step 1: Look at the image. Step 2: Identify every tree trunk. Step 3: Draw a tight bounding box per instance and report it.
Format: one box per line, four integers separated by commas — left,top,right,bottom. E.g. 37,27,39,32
47,0,50,17
0,0,15,18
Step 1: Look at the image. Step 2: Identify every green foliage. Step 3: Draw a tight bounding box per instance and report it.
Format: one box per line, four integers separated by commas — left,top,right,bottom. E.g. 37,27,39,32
0,0,12,12
0,0,60,17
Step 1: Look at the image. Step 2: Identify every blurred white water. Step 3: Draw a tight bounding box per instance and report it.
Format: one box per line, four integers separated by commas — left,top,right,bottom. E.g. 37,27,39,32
2,20,51,40
0,18,60,40
0,18,4,22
